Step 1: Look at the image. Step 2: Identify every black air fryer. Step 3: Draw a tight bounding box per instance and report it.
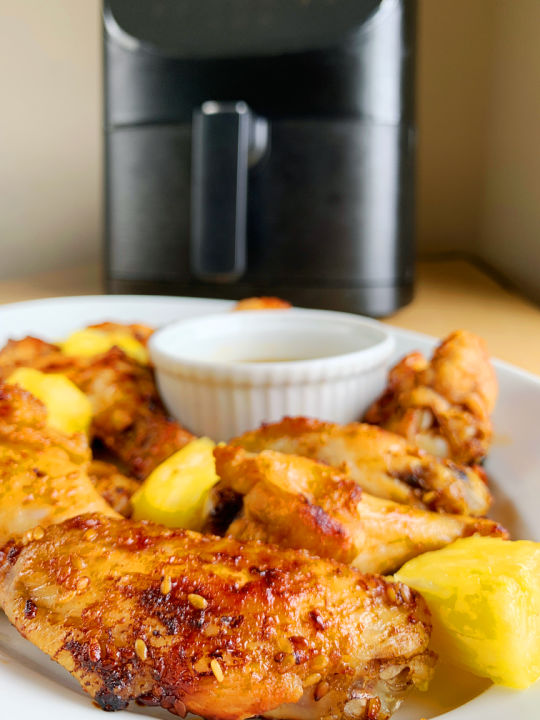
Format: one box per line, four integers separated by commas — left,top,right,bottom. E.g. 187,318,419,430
104,0,416,316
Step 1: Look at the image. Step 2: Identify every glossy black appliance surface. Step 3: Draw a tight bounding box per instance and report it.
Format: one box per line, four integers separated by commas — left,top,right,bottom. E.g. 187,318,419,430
104,0,416,316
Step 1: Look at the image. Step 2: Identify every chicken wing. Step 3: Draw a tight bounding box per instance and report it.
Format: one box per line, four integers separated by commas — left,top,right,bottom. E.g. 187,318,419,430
209,446,507,574
0,383,117,546
87,321,154,346
233,297,292,311
364,331,497,465
0,336,195,479
0,320,153,374
69,347,194,479
231,417,492,516
0,336,72,378
0,513,435,719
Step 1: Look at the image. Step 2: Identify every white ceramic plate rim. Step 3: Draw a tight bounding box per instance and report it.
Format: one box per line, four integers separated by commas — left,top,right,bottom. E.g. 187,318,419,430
0,294,538,720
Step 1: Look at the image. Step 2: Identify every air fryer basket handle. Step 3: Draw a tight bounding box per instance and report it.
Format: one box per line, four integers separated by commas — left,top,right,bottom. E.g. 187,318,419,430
191,101,268,283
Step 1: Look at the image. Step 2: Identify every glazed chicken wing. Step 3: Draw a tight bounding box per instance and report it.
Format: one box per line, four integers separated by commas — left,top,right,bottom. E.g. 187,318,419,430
68,347,194,479
364,331,497,464
233,297,292,311
87,321,154,345
209,446,507,574
0,319,153,376
0,383,117,547
0,513,435,719
232,417,492,516
0,336,72,378
0,336,194,480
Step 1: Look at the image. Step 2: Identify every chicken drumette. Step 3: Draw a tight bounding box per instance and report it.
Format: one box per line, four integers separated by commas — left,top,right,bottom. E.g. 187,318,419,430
364,331,497,465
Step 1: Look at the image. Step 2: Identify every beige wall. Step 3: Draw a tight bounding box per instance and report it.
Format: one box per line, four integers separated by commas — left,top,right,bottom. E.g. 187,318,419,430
0,1,101,279
0,0,539,298
416,0,495,254
479,0,540,303
416,0,540,304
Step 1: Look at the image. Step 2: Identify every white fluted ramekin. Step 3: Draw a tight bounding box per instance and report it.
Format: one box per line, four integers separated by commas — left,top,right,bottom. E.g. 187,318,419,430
149,309,395,441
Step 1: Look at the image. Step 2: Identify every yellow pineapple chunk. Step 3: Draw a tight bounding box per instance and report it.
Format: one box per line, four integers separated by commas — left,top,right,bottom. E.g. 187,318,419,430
59,328,148,364
6,367,92,437
396,536,540,688
131,437,218,530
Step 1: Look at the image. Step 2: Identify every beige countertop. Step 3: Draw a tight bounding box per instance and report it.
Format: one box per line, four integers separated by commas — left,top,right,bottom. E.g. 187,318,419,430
0,260,539,374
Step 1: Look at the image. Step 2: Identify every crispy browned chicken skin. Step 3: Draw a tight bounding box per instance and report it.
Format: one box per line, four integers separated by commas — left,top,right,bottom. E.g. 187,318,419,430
364,331,497,465
210,446,507,574
231,417,492,516
0,514,435,719
0,336,194,480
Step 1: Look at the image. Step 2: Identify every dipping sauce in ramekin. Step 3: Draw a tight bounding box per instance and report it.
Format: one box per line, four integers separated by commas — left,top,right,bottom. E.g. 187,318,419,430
149,309,395,440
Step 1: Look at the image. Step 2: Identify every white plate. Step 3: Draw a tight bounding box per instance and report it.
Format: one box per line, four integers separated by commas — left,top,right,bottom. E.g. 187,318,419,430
0,295,538,720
